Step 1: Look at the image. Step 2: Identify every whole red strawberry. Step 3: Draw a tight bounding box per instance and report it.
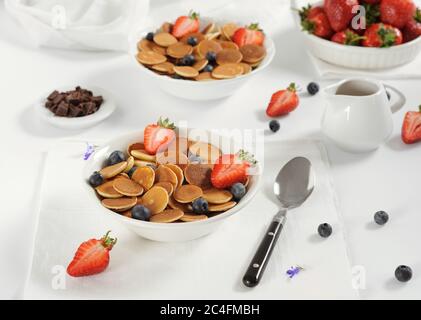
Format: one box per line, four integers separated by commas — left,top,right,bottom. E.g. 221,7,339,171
362,23,403,47
331,29,365,45
380,0,416,29
402,106,421,144
211,150,256,189
232,23,265,47
403,9,421,42
299,5,333,38
144,117,176,155
172,11,200,38
67,231,117,277
324,0,360,32
266,83,300,117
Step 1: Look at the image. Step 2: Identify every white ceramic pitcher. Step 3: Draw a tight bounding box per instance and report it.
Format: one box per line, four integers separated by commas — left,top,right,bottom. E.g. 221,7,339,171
321,78,406,153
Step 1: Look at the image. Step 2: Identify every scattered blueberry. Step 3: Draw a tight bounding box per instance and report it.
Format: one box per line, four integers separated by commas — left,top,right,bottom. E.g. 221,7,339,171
395,265,412,282
131,205,151,221
180,54,195,66
146,32,154,41
386,91,391,101
374,211,389,225
187,36,198,46
88,171,104,187
206,51,217,64
203,64,214,72
108,150,125,165
307,82,320,95
188,153,202,163
231,183,246,201
317,223,332,238
192,198,209,214
127,166,138,178
269,120,280,133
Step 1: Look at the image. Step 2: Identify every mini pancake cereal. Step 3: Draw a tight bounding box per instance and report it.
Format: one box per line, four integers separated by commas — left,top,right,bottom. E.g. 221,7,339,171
135,12,267,81
87,117,257,223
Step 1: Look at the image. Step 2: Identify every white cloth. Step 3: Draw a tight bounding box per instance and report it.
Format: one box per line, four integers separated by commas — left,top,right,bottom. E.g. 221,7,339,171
24,140,358,299
4,0,149,51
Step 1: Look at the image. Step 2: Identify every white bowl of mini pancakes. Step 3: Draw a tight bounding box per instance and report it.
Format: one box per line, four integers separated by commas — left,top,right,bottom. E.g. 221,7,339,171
84,129,262,242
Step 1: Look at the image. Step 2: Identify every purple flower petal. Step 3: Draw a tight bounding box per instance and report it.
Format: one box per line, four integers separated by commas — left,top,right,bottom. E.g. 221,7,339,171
83,143,95,160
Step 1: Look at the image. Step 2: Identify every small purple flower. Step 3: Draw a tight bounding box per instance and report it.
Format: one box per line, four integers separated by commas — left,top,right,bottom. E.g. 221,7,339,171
286,266,303,279
83,143,96,160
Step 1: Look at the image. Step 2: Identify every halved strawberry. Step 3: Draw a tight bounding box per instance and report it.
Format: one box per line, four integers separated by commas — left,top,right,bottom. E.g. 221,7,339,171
211,150,257,189
144,117,176,155
171,11,200,39
67,231,116,277
232,23,265,47
299,5,333,39
402,106,421,144
265,83,300,117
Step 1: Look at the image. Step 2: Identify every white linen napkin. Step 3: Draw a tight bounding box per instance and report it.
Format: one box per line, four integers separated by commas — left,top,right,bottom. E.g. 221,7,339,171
4,0,150,51
24,140,358,299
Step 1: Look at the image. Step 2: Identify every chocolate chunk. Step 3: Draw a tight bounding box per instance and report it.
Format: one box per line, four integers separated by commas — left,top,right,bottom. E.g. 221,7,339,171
68,105,83,117
47,90,59,101
52,94,65,105
55,101,69,117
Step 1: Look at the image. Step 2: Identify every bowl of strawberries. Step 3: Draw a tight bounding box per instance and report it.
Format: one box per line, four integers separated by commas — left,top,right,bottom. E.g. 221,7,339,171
295,0,421,69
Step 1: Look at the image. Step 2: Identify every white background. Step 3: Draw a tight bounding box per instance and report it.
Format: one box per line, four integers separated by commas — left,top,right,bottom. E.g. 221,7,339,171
0,0,421,299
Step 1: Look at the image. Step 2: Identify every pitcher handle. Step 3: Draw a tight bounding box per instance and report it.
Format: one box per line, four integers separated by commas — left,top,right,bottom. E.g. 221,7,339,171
384,84,406,114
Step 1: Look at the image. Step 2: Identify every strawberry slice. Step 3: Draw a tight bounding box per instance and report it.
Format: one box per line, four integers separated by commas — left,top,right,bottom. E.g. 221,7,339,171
171,11,200,39
402,106,421,144
232,23,265,47
266,83,300,117
67,231,117,277
211,150,257,189
144,117,176,155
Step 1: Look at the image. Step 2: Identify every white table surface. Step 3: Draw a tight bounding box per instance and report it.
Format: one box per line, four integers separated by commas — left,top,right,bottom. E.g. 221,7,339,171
1,0,421,299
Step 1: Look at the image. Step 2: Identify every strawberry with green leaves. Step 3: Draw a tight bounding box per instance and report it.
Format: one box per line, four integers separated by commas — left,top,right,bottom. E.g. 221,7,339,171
324,0,360,32
402,106,421,144
232,23,265,47
380,0,416,29
266,83,300,117
403,9,421,42
144,117,176,155
331,29,365,45
362,23,403,47
171,11,200,39
299,5,333,39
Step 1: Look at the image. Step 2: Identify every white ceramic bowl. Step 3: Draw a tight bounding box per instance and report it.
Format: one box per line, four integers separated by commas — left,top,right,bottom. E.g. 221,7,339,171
129,18,275,100
84,130,262,242
294,2,421,69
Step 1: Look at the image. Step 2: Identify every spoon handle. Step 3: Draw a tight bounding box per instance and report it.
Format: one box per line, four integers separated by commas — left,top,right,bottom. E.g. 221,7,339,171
242,210,287,287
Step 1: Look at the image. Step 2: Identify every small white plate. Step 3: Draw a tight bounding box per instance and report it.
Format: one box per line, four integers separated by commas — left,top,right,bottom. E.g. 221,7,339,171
35,86,116,130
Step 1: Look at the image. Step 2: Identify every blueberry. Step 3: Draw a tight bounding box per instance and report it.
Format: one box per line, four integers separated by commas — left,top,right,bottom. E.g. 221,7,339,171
386,91,391,101
187,36,198,46
192,198,209,214
88,171,104,187
146,32,154,41
269,120,280,133
108,150,125,165
131,205,151,221
206,51,217,64
180,54,195,66
307,82,320,95
395,265,412,282
230,183,246,201
127,166,138,178
203,64,214,73
318,223,332,238
374,211,389,225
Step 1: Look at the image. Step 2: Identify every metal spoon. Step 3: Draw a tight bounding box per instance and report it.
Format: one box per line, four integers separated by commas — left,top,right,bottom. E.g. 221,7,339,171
242,157,315,287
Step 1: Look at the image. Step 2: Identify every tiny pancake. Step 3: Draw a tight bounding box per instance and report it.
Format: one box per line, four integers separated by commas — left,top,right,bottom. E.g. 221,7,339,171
180,32,205,44
141,186,169,214
117,173,129,179
156,150,189,170
240,44,266,63
216,49,243,65
174,185,203,203
151,43,167,56
197,40,223,58
127,142,144,155
165,163,184,187
239,62,252,74
205,31,221,41
113,178,144,197
184,163,213,189
155,165,178,189
202,23,216,34
222,23,238,40
168,137,190,155
99,161,127,179
212,63,243,79
195,72,214,81
154,181,174,196
150,209,184,223
133,160,156,169
161,22,173,33
218,40,239,50
248,60,262,68
121,210,132,218
189,141,222,164
167,42,193,59
151,61,175,74
96,181,123,199
136,51,167,65
153,32,178,47
124,156,135,173
102,197,137,211
173,66,198,78
137,39,154,52
131,149,156,162
168,196,191,212
193,59,208,71
180,214,208,222
132,166,155,190
202,188,233,204
208,201,237,212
